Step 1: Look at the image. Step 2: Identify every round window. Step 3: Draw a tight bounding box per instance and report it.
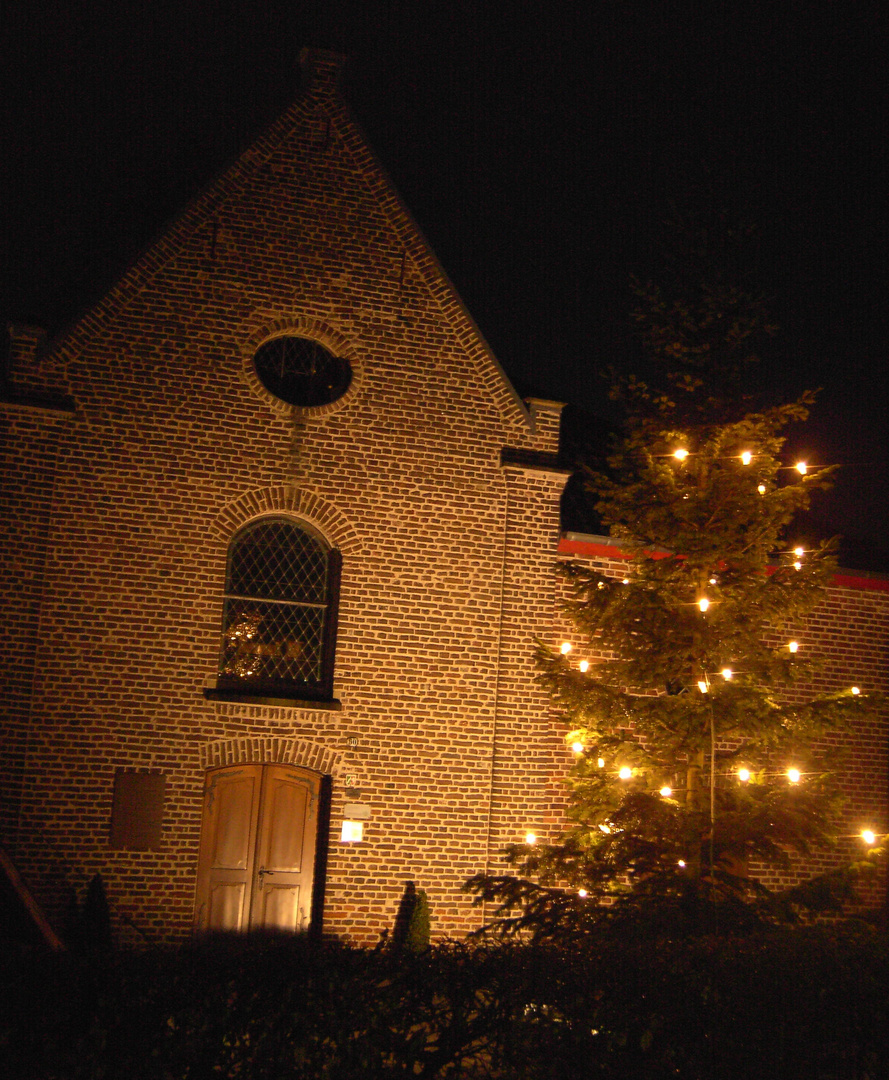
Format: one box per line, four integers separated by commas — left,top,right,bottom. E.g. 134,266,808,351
253,336,352,407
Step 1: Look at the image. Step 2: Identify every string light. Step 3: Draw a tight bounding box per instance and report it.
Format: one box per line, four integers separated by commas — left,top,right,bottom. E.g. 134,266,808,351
560,641,572,655
618,766,633,780
698,597,710,612
787,767,801,784
861,830,876,845
525,831,537,845
673,448,689,461
578,659,590,673
740,451,753,465
795,461,808,475
788,640,799,653
737,768,751,782
659,786,672,797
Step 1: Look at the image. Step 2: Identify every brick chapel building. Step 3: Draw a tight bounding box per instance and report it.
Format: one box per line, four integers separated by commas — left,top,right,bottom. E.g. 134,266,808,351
2,50,886,946
1,50,573,945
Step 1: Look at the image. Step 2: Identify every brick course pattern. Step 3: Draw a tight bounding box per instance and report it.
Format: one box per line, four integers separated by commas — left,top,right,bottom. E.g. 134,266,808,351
1,51,569,945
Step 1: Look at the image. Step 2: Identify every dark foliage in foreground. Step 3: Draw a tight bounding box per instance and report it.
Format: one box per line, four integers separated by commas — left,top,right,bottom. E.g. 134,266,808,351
3,924,888,1079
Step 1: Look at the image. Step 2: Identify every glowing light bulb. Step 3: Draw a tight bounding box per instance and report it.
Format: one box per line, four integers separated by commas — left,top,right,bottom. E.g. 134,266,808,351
525,831,537,845
788,640,799,653
709,577,717,585
740,451,753,465
851,686,860,695
697,680,709,694
795,461,808,475
578,888,588,897
597,757,605,769
793,561,802,571
794,547,804,557
622,578,630,585
599,823,612,834
698,597,710,612
579,659,590,673
571,741,584,755
673,448,689,461
787,767,801,784
678,860,686,868
560,641,572,655
758,484,766,495
618,766,632,780
738,768,750,783
861,830,876,846
659,786,672,798
721,668,733,680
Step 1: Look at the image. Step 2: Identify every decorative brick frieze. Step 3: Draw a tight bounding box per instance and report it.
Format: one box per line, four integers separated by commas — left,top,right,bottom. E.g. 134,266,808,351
200,737,344,775
210,486,363,553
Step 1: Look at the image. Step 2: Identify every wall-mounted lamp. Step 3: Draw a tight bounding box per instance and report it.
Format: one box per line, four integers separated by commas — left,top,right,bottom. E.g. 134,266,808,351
341,801,371,843
341,820,364,842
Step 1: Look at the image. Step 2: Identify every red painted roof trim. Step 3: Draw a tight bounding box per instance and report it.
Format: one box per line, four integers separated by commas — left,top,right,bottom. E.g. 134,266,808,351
558,535,889,593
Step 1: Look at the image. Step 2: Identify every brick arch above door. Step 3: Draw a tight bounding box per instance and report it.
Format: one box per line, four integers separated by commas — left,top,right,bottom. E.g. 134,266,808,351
200,736,344,777
210,485,363,555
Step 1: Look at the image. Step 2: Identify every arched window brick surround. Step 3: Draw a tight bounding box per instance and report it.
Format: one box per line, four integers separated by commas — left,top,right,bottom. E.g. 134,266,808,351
240,317,364,419
210,486,363,556
200,737,343,776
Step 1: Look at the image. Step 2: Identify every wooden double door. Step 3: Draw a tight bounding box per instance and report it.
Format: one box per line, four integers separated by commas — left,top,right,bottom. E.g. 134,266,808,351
194,764,326,933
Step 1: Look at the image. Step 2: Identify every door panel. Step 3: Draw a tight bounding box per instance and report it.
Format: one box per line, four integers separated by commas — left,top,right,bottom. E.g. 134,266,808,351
207,881,248,931
250,767,318,931
195,764,321,933
210,771,259,869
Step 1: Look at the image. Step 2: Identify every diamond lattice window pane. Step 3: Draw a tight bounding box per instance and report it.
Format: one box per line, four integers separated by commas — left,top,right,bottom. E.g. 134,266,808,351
228,521,328,603
221,599,325,684
220,519,333,691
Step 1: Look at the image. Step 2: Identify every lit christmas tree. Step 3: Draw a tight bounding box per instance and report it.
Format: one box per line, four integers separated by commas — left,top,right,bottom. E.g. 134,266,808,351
470,235,881,936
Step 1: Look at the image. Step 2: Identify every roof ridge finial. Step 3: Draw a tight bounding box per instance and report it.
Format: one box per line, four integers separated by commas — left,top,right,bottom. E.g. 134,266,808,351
299,48,347,99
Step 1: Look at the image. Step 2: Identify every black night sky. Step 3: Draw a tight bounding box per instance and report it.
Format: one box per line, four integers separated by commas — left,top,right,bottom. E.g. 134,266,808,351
3,3,886,568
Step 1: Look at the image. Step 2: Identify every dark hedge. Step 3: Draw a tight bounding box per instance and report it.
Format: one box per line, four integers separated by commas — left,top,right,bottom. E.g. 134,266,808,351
2,924,887,1078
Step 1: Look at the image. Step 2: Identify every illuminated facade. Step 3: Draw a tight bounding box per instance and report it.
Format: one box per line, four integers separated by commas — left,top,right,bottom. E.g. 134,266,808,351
2,51,886,944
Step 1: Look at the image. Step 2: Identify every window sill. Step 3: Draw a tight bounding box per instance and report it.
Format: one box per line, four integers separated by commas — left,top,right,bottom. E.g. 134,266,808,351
203,679,342,711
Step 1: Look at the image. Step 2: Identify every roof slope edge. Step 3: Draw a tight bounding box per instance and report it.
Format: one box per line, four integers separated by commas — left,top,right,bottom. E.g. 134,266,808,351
43,48,532,433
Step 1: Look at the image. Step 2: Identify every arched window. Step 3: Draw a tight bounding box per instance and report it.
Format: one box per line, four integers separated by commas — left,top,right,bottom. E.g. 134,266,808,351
217,518,340,701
